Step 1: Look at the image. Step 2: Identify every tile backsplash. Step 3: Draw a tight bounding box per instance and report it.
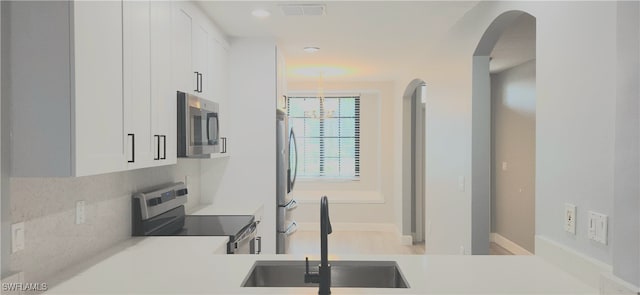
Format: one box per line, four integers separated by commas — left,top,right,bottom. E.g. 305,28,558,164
9,159,202,284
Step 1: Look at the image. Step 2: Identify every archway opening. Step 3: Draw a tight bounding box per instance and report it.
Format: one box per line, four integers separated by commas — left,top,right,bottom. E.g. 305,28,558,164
402,79,427,246
471,11,537,255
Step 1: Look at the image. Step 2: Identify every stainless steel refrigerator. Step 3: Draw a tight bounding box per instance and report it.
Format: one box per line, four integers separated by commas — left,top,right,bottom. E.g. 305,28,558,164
276,109,298,254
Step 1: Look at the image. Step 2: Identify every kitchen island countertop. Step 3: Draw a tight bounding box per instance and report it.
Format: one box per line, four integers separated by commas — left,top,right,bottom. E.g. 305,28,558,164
46,236,597,295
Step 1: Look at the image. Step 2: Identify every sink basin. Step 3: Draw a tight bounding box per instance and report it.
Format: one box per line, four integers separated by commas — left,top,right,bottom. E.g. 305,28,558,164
241,260,409,288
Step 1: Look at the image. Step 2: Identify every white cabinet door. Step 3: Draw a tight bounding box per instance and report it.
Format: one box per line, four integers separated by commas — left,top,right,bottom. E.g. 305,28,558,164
151,0,177,165
173,8,194,95
192,21,208,97
73,1,127,176
123,0,154,169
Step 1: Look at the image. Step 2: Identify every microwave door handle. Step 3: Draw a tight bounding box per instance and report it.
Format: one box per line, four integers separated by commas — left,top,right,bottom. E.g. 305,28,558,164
216,115,220,146
206,114,210,144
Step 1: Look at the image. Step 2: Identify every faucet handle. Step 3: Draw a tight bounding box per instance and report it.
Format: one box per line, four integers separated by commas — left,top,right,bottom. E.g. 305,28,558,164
304,257,320,283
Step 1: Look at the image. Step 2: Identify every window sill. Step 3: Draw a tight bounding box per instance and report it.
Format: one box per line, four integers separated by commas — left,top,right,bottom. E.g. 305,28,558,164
297,177,360,183
291,190,384,204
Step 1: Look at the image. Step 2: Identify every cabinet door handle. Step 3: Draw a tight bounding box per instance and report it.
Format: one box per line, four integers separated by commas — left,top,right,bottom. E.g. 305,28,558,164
128,134,135,163
154,135,160,160
198,73,203,93
161,135,166,160
194,71,199,92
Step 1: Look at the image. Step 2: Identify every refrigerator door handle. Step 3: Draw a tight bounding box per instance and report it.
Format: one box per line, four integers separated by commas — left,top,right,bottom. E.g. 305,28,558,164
283,199,297,210
279,221,298,236
288,129,298,193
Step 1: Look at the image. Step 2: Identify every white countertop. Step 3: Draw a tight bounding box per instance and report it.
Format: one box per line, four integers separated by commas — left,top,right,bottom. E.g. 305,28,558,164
47,237,597,295
189,203,263,217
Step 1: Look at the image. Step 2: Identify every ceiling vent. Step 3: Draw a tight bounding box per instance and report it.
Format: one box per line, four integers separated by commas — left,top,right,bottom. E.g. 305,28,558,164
279,4,326,16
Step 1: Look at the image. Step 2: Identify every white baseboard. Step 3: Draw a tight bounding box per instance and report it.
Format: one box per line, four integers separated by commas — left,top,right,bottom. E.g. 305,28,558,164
296,222,396,232
600,272,640,294
490,233,533,255
535,235,612,290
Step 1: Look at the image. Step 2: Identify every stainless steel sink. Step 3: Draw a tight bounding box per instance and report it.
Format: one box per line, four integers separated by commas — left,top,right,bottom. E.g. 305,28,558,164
241,260,409,288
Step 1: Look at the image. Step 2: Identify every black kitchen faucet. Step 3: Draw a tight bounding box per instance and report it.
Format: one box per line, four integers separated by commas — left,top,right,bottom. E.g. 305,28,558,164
305,196,333,294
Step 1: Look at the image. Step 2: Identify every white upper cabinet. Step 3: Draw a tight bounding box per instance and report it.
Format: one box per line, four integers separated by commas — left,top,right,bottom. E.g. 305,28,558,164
172,8,194,95
8,1,228,177
8,1,126,177
124,0,177,168
150,1,177,165
192,22,209,97
123,0,154,169
74,1,128,176
172,3,228,103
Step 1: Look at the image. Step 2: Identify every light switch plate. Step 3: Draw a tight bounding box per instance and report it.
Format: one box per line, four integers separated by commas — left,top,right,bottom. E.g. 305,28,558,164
11,222,25,253
564,203,576,234
588,211,608,244
502,161,508,171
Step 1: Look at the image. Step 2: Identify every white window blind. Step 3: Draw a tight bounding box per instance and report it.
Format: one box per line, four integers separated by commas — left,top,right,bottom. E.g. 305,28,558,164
287,96,360,178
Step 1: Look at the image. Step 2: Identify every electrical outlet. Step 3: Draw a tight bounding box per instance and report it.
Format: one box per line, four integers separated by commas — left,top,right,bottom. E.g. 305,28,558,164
76,200,85,224
11,222,25,253
564,203,576,234
588,211,608,244
502,161,508,171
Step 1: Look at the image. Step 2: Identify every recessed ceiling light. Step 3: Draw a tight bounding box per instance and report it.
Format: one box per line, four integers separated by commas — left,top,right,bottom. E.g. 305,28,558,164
303,47,320,53
251,9,271,18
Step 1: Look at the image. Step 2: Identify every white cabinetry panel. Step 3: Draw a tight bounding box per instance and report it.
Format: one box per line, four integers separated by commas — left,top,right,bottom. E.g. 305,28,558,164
123,0,153,169
8,1,126,177
151,1,177,165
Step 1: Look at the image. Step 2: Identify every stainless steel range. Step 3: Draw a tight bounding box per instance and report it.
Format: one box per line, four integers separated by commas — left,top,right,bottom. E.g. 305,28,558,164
132,182,261,254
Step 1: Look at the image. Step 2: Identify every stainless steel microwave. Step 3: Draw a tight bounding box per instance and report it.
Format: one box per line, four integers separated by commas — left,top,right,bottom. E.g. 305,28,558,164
177,91,220,158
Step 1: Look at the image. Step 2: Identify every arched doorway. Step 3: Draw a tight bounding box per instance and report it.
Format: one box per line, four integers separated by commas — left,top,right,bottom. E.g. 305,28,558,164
402,79,427,244
471,11,537,255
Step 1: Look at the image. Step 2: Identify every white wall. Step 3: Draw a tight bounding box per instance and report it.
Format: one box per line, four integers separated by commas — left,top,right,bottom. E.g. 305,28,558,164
201,38,277,253
612,0,640,288
287,81,395,226
491,60,536,253
393,2,619,263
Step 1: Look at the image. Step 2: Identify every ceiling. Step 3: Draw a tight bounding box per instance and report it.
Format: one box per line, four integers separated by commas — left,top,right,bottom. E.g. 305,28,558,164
197,1,479,82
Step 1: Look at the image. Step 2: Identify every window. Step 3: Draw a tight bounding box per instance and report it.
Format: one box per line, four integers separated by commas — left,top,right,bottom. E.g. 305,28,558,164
287,96,360,179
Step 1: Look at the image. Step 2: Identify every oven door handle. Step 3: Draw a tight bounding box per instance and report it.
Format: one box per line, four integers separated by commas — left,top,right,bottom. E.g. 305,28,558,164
234,221,258,246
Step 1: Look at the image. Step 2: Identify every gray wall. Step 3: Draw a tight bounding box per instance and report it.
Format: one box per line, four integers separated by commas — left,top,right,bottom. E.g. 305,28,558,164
8,160,202,284
0,0,9,278
612,0,640,287
490,60,536,253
